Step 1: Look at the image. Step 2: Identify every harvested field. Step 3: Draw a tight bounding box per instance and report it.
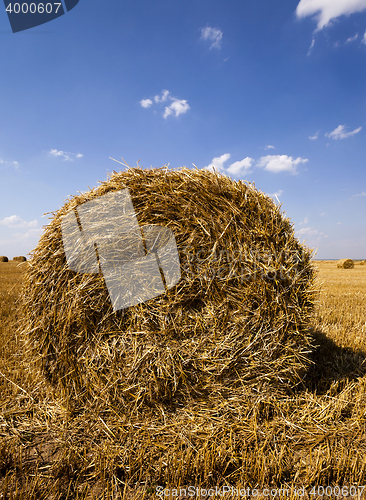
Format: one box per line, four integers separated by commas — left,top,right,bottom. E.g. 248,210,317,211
0,173,365,498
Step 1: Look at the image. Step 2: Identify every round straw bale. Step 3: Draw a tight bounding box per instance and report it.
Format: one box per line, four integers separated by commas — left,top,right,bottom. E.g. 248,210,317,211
358,260,366,265
13,256,27,262
0,256,9,262
337,258,354,269
19,167,317,408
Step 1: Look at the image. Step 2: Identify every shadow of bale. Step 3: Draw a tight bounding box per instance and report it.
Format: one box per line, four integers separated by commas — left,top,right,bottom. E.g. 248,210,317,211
299,328,366,394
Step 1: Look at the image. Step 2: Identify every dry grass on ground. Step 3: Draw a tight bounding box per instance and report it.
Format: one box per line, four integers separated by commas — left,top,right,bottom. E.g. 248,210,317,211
0,260,366,498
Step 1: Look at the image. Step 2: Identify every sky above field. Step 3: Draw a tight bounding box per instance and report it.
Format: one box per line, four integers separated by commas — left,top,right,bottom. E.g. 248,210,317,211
0,0,366,260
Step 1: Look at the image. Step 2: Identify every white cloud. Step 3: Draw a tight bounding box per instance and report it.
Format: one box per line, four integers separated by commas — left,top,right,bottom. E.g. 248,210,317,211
265,145,275,150
203,154,254,176
200,27,223,49
140,99,153,108
346,33,359,42
11,227,42,240
0,218,43,257
363,31,366,44
203,152,308,177
141,90,190,119
163,99,190,119
296,0,366,30
50,149,71,160
296,226,322,236
256,155,307,175
299,217,309,225
0,215,38,228
0,227,42,251
353,191,366,197
49,149,83,161
226,157,254,175
325,124,362,139
204,153,231,173
309,131,319,140
154,90,170,103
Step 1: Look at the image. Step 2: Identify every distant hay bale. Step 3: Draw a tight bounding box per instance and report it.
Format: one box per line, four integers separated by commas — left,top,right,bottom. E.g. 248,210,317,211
19,167,317,409
337,259,354,269
359,260,366,265
13,256,27,262
0,256,8,262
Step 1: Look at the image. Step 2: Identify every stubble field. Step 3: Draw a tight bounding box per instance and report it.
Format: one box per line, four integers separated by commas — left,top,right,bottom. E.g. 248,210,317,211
0,259,366,499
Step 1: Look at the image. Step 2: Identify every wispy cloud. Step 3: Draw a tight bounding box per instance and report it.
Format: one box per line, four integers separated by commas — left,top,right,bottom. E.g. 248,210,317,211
0,216,42,257
325,124,362,140
200,27,223,49
297,227,318,236
352,191,366,197
363,31,366,44
49,149,83,161
154,90,170,103
346,33,359,43
140,98,153,108
266,190,284,203
0,215,38,228
0,158,20,169
309,131,319,140
265,145,275,150
296,226,324,237
0,226,42,250
298,217,309,226
307,38,315,56
296,0,366,30
203,154,254,176
50,149,72,161
256,155,308,175
335,33,360,47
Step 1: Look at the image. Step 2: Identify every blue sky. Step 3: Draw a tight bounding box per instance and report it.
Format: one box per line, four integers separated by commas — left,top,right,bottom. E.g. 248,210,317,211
0,0,366,260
